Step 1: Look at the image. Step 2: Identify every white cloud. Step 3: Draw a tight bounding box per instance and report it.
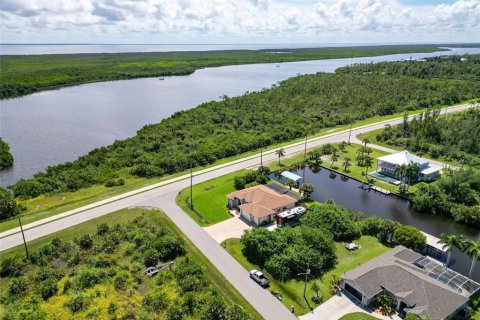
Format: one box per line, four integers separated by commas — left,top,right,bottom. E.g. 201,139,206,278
0,0,479,43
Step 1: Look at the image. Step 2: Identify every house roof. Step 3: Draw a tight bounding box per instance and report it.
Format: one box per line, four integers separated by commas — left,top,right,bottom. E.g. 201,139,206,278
377,150,429,166
421,166,441,175
281,171,303,182
342,246,469,320
227,185,296,218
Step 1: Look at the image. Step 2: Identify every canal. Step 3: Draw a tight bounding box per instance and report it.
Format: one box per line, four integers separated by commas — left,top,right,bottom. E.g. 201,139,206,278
272,165,480,281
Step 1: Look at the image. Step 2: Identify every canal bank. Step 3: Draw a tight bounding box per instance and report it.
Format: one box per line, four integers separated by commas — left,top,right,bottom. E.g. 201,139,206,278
272,165,480,281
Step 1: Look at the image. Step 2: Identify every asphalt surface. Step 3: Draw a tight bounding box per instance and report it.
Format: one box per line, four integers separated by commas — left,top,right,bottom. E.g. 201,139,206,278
0,102,475,320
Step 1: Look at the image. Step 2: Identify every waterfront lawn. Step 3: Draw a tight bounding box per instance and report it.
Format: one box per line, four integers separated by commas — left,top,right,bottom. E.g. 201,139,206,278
323,143,400,193
0,208,262,319
339,313,380,320
221,235,389,316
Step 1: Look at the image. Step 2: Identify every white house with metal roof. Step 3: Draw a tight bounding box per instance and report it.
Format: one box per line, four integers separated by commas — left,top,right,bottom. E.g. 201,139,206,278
376,150,441,182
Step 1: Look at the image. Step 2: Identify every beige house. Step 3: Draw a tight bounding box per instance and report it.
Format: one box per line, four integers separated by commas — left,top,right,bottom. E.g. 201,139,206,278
226,185,297,226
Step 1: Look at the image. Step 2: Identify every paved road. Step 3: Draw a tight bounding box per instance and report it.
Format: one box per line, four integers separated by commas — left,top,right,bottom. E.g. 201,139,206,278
0,102,475,320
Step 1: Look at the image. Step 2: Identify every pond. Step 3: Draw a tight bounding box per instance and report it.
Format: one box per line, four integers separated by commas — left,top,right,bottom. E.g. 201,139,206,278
272,165,480,281
2,47,480,186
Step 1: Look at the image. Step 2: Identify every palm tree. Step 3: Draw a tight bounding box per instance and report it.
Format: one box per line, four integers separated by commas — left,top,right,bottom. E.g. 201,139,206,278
338,141,347,153
299,183,315,199
330,154,339,168
405,163,420,190
364,155,374,177
286,179,296,190
307,150,322,165
463,239,480,279
394,164,408,193
362,138,370,147
438,233,464,267
342,157,352,172
275,148,286,165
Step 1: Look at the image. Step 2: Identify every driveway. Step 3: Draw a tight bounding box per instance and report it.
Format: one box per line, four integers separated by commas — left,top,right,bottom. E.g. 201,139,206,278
299,293,400,320
204,215,252,243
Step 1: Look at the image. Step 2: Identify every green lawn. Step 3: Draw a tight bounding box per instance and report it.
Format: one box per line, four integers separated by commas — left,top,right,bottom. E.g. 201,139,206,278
322,143,402,193
339,312,380,320
3,100,473,234
221,236,390,316
0,208,262,319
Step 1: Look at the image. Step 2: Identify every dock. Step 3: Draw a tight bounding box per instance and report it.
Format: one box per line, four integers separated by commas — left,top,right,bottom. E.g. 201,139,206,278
369,185,390,194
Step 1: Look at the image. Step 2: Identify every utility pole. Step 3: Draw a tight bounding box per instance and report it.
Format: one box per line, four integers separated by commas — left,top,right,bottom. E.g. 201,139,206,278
348,122,353,144
190,164,193,210
298,263,311,298
260,148,263,167
18,216,29,260
304,135,308,159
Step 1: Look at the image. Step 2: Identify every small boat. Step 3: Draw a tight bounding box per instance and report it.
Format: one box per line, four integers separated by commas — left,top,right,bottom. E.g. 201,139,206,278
276,65,280,67
159,77,165,80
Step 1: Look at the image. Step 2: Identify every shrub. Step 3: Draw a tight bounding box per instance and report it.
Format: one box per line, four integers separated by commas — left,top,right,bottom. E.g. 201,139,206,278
0,187,18,220
113,271,130,290
233,177,246,190
143,248,159,267
97,223,110,235
9,276,29,297
143,290,170,312
78,234,93,250
65,294,88,313
393,225,426,250
11,179,44,198
0,256,26,277
39,278,58,300
77,267,100,289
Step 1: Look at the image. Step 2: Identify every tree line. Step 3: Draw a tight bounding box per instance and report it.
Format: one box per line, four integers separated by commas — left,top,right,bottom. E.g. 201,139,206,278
0,45,444,99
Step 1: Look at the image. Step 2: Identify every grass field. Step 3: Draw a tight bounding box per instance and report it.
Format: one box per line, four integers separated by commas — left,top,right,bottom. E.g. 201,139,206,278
0,45,444,99
322,143,402,193
339,312,380,320
222,236,389,316
0,207,262,319
2,100,472,234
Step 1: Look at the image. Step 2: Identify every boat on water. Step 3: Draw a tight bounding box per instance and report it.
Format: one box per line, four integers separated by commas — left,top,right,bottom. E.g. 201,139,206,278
159,77,165,80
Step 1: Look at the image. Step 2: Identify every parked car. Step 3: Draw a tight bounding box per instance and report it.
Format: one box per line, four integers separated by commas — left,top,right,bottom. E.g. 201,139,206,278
144,267,159,277
250,270,269,287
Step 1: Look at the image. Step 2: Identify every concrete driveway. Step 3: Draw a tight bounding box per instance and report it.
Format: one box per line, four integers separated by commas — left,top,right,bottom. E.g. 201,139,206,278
204,215,252,243
299,293,400,320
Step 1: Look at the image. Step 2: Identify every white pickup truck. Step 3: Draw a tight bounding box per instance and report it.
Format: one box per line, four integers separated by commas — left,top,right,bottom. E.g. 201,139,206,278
250,270,269,287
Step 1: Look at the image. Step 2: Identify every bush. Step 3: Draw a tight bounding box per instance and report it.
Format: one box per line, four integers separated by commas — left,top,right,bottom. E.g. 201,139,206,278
39,278,58,300
78,234,93,250
301,202,361,242
11,179,44,198
143,290,170,312
264,254,291,281
143,248,159,267
113,271,130,290
9,276,29,296
0,187,18,220
154,233,186,261
65,294,88,313
97,223,110,235
104,179,125,187
233,177,246,190
131,164,164,178
77,267,100,289
393,225,426,250
0,256,26,277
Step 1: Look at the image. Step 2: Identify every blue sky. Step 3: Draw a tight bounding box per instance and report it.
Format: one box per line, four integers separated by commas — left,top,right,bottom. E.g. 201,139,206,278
1,0,479,44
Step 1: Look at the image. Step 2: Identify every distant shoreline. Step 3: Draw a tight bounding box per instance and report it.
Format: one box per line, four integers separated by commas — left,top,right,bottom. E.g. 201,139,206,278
0,44,451,99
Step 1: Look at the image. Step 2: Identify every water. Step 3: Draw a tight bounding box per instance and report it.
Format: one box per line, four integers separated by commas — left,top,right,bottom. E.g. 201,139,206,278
1,47,480,186
272,166,480,281
1,43,391,55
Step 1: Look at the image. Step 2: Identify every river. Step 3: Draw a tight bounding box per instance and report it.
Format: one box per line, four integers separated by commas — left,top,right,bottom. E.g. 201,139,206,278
1,47,480,186
272,166,480,281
